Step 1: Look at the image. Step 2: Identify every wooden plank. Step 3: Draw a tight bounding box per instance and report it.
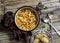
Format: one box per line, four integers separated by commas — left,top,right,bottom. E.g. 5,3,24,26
6,9,17,13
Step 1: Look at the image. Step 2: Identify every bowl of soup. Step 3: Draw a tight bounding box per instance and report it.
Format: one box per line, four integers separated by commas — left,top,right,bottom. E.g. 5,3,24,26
14,6,40,31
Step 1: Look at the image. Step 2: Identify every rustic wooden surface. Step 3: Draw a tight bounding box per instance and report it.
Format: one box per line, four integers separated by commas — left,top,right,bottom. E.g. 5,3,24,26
0,0,60,43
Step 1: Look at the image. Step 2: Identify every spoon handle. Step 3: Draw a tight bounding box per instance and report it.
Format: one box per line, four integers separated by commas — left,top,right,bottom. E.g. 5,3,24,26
49,23,60,36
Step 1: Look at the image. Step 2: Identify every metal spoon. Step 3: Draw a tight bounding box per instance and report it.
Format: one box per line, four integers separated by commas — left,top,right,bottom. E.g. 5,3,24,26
43,18,60,36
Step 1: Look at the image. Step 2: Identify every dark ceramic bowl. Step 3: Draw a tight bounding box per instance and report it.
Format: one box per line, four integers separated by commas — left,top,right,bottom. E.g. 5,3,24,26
14,6,40,31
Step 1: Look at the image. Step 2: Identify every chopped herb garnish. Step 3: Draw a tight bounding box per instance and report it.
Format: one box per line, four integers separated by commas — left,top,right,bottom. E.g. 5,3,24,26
43,6,48,10
20,20,24,23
